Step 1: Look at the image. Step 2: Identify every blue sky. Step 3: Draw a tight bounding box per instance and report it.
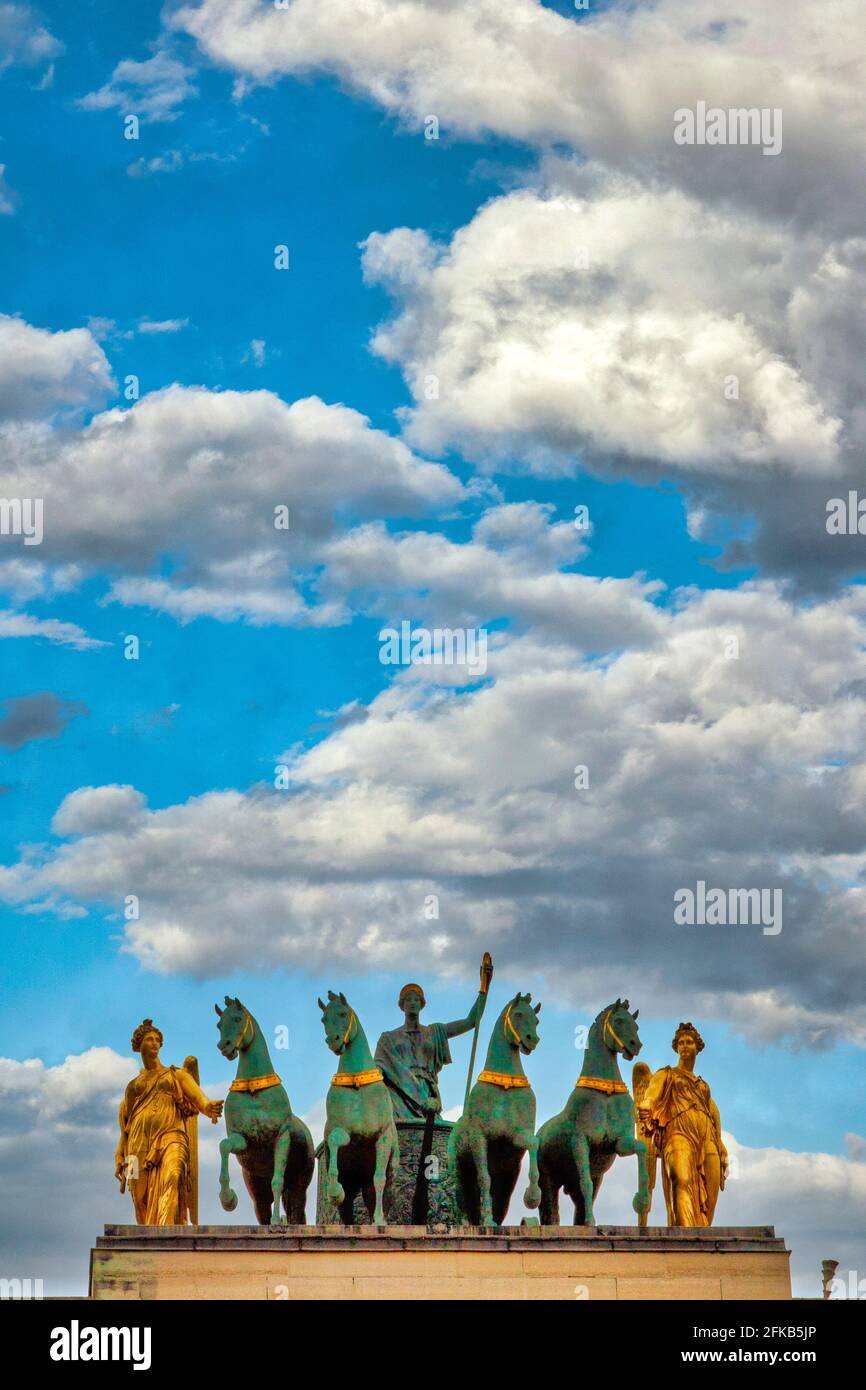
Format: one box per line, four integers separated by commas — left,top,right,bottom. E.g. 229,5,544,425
1,0,865,1296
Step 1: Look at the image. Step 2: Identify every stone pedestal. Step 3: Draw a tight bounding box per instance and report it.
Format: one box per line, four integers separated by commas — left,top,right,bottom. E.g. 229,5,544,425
315,1118,459,1224
90,1225,792,1301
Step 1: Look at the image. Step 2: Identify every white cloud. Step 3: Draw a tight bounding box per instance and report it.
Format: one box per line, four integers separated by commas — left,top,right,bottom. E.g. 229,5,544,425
137,316,189,333
317,509,661,651
174,0,866,233
78,48,197,123
4,583,866,1049
127,150,184,178
52,785,147,836
0,609,106,649
361,173,844,478
0,364,466,623
0,314,113,421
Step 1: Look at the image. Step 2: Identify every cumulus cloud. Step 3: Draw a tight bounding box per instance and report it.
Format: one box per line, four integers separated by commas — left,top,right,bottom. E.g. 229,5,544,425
51,784,147,836
363,176,843,475
317,508,661,652
0,337,466,622
361,170,866,585
0,314,113,420
174,0,866,234
3,583,865,1049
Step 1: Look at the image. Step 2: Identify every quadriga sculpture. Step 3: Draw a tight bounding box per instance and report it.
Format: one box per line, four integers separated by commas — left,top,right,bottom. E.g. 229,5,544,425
319,990,399,1225
215,996,314,1226
448,992,542,1226
537,997,649,1225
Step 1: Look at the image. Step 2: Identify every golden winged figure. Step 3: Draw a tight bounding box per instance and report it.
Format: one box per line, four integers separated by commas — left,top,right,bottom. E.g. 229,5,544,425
115,1020,223,1225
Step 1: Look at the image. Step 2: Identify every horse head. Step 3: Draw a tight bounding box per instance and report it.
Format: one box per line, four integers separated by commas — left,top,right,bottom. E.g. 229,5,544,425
597,998,641,1062
318,989,356,1055
501,991,542,1055
214,995,253,1060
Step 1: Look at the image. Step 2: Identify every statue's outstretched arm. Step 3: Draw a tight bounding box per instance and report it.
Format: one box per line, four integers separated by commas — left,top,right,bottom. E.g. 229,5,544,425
444,989,486,1038
177,1066,223,1122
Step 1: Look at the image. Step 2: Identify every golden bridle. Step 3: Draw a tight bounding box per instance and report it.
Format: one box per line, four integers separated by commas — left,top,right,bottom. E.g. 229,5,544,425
503,1002,522,1044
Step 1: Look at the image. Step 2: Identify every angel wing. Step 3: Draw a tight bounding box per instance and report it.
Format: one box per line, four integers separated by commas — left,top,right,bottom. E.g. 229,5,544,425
183,1055,199,1225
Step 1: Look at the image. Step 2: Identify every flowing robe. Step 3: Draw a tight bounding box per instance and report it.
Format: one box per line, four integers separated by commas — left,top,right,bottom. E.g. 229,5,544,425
118,1065,194,1225
641,1065,722,1226
374,1023,452,1120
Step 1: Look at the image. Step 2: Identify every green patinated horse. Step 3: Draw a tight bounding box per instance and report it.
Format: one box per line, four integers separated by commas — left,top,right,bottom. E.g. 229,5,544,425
215,996,314,1226
537,997,648,1226
449,992,542,1226
319,990,399,1225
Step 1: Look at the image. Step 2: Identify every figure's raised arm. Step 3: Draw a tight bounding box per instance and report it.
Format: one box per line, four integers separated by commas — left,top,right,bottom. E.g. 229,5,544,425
444,993,485,1038
444,953,493,1037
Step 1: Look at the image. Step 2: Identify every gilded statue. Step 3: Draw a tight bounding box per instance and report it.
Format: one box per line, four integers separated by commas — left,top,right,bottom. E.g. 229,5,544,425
115,1019,223,1225
637,1021,728,1227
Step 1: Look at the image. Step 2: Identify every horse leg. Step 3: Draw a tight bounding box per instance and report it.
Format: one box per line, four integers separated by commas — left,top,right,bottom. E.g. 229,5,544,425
372,1127,394,1226
539,1169,559,1226
523,1132,541,1210
468,1129,493,1226
284,1138,311,1224
244,1170,273,1225
284,1123,314,1224
615,1134,650,1223
269,1124,291,1228
338,1185,360,1225
447,1126,470,1224
219,1131,247,1212
325,1126,348,1209
571,1132,594,1225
